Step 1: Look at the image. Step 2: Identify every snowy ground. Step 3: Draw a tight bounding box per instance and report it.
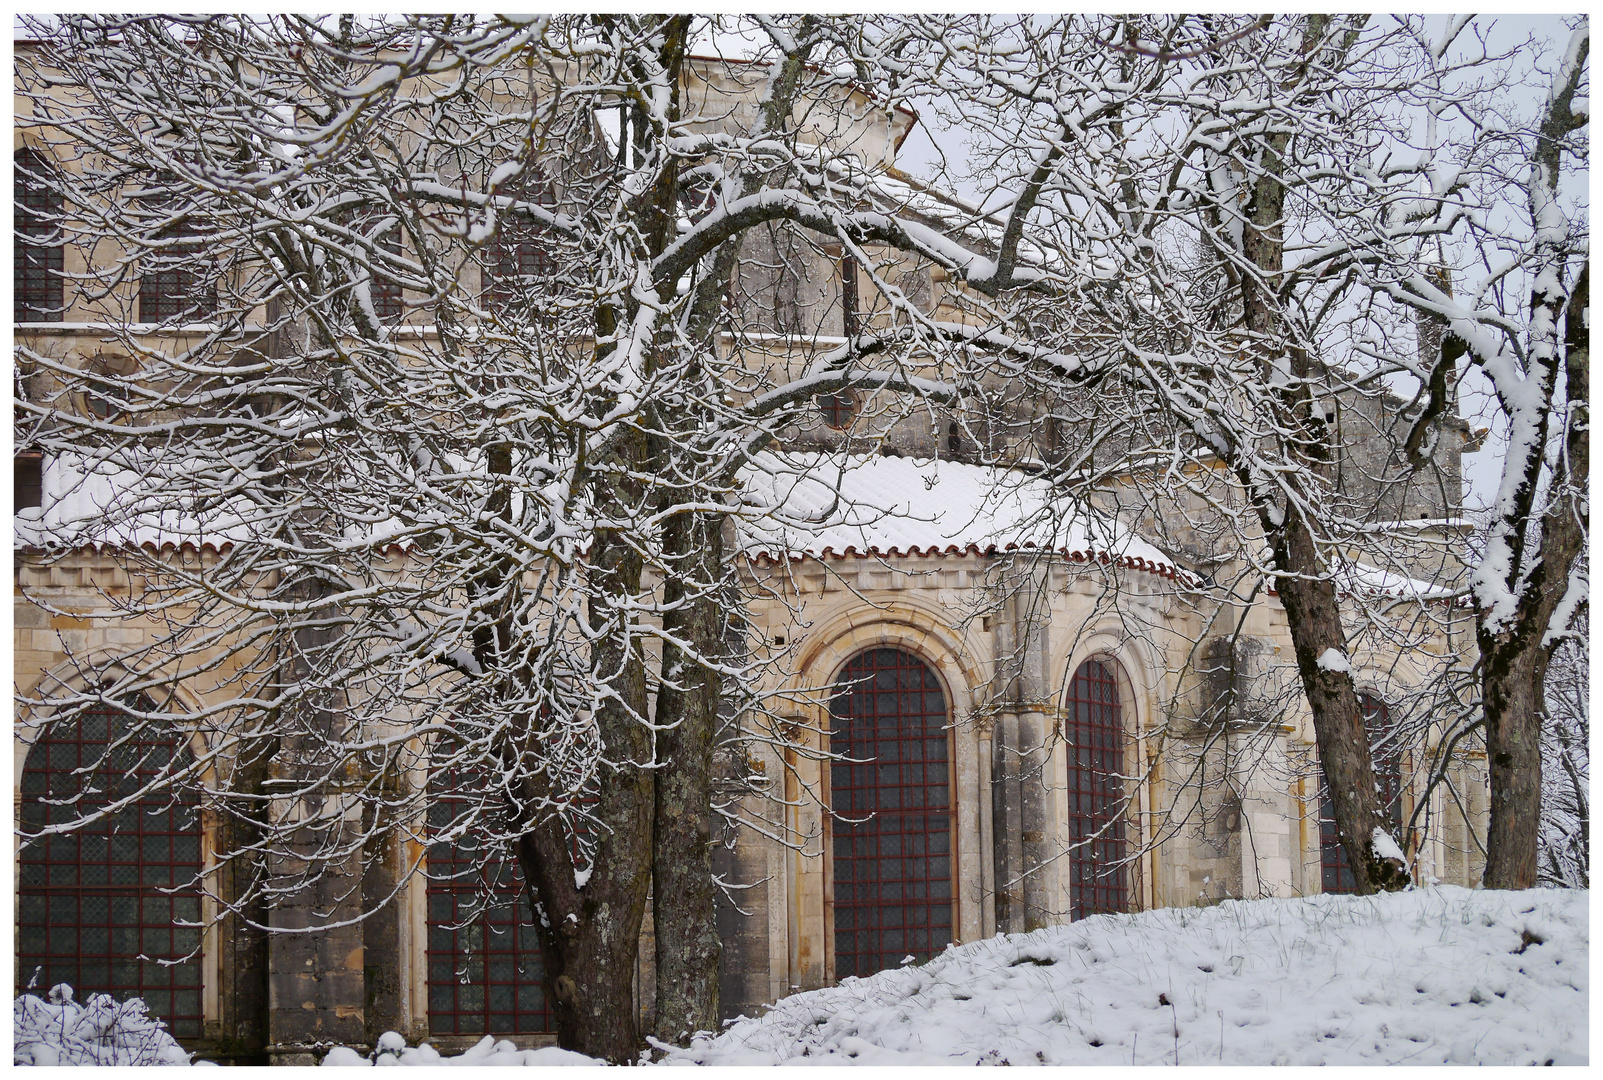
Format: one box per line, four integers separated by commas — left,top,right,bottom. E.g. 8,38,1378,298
669,886,1587,1067
16,887,1586,1067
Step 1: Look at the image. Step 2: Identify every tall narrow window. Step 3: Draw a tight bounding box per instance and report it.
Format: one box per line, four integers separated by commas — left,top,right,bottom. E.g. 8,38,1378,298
17,701,204,1038
1319,693,1402,894
15,148,64,322
945,419,965,459
369,245,404,324
16,452,44,510
830,648,953,979
352,212,403,325
426,769,554,1036
1065,659,1128,919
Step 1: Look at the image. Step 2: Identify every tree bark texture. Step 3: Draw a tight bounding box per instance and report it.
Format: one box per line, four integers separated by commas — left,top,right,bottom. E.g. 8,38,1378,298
1232,14,1403,894
515,517,655,1063
652,510,725,1044
1273,515,1410,893
512,20,696,1059
1482,261,1588,889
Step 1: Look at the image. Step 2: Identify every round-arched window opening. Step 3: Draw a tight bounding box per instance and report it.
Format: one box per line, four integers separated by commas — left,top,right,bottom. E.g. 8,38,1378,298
84,377,127,420
829,647,953,979
17,699,204,1038
1064,658,1129,919
816,391,857,430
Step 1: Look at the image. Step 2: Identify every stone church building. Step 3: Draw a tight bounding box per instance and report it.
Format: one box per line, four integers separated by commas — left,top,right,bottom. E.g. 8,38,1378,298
14,43,1488,1063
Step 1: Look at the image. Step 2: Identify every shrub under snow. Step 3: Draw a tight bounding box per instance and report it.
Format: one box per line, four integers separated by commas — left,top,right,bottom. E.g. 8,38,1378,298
13,985,194,1067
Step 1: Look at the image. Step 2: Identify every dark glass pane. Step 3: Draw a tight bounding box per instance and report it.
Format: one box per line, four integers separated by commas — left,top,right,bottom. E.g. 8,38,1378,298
830,649,953,976
1065,660,1128,919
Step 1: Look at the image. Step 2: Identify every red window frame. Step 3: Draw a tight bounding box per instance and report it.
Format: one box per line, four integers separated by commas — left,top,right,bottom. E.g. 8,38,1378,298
815,391,855,430
1065,659,1128,919
828,648,954,980
15,148,64,322
425,775,555,1036
1319,693,1403,894
486,177,558,312
355,213,404,324
17,700,204,1039
138,239,217,324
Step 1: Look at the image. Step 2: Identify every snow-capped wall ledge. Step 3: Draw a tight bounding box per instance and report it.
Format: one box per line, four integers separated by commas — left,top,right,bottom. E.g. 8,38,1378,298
738,453,1189,582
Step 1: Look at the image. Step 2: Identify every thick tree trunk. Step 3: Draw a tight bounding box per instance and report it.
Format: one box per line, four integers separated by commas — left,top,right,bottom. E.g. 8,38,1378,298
1273,513,1410,894
1231,15,1403,895
652,510,724,1044
221,737,274,1063
1481,644,1546,888
1482,261,1588,889
515,519,655,1063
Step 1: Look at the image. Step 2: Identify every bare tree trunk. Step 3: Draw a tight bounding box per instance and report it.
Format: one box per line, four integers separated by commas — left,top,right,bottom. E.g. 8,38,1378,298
1273,514,1409,892
652,510,724,1044
1232,14,1403,894
1483,261,1589,889
1482,646,1546,888
221,736,274,1063
515,515,655,1062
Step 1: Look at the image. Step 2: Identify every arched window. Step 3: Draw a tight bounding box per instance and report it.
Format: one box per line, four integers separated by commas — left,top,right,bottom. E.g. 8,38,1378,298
829,648,953,979
1319,693,1403,894
815,390,856,430
1064,658,1128,919
15,148,63,322
17,701,203,1038
425,771,554,1036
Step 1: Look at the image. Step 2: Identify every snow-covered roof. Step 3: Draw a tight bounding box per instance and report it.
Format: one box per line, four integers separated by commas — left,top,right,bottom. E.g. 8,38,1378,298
1337,562,1466,603
14,455,254,554
737,452,1186,580
17,451,1186,582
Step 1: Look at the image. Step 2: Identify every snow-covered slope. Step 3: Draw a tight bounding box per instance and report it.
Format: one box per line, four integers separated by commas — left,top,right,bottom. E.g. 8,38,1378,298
17,888,1586,1067
667,887,1587,1067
